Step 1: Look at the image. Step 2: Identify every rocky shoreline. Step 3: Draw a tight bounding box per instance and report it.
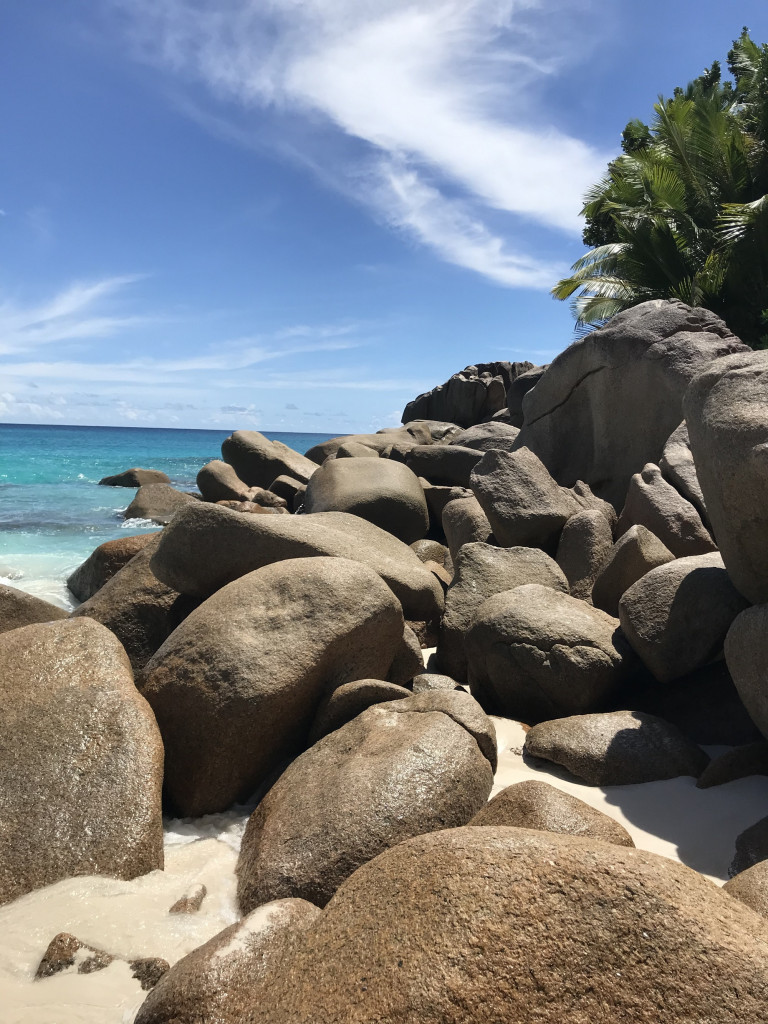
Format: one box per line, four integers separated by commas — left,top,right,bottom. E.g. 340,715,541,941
4,297,768,1020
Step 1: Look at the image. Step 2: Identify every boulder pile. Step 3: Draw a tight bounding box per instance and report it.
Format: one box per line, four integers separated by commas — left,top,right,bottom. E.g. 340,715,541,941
8,297,768,1021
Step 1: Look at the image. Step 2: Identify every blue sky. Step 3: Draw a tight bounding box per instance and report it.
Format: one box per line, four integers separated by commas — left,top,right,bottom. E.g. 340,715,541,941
1,1,766,434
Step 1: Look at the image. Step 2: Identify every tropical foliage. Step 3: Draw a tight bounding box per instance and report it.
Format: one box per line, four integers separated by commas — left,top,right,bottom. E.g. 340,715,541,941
553,30,768,347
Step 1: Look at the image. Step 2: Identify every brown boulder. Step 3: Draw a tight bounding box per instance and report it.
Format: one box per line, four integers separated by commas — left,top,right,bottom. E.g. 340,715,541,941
725,861,768,918
141,557,404,816
222,430,317,487
441,495,492,563
66,533,155,603
237,825,768,1024
0,618,164,905
308,679,409,743
236,692,495,911
615,462,715,557
124,484,198,526
99,468,171,487
555,508,614,602
592,524,675,617
468,779,634,847
0,583,68,634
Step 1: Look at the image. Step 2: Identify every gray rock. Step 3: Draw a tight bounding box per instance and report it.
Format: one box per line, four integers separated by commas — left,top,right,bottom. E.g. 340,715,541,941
422,482,473,536
303,458,428,544
506,364,546,426
268,475,306,505
335,440,379,458
124,484,198,526
134,899,320,1024
516,299,746,507
0,584,68,635
410,539,452,572
412,672,461,694
236,692,495,911
387,624,424,685
466,584,633,722
406,445,483,487
403,361,531,428
732,816,768,877
697,742,768,789
149,502,444,622
686,350,768,602
438,543,568,683
449,422,520,452
525,710,710,785
0,618,164,905
468,779,634,847
555,509,614,602
725,605,768,742
66,534,155,603
308,679,410,743
569,480,619,531
141,557,404,816
615,463,715,557
592,525,675,617
470,447,580,549
99,468,170,487
441,496,493,563
659,421,709,525
619,553,748,683
222,430,317,488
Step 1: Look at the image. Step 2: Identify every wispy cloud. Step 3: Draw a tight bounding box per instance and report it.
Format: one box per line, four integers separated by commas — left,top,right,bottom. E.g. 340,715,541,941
115,0,609,288
0,275,151,355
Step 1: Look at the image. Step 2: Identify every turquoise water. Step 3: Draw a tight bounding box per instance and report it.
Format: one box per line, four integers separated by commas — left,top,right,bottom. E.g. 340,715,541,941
0,423,332,608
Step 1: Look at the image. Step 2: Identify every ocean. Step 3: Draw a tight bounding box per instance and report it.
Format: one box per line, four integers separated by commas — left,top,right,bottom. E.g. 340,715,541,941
0,422,333,610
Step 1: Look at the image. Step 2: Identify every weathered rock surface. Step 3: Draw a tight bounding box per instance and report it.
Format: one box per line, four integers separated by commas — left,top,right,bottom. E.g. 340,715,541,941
592,525,675,617
686,350,768,603
236,692,495,911
555,508,614,601
466,584,633,722
471,447,580,549
725,605,768,742
660,420,709,524
196,459,255,503
0,583,68,634
268,474,306,506
441,495,492,563
99,468,170,487
468,779,634,847
124,484,198,526
302,458,428,544
732,816,768,877
221,430,317,488
406,444,483,487
141,557,404,816
449,421,520,452
308,679,410,743
615,462,715,557
0,618,164,905
619,552,748,683
150,502,444,622
35,933,168,990
403,361,531,428
697,742,768,789
335,440,380,458
66,533,154,603
412,671,461,693
506,364,546,425
516,299,746,508
134,899,320,1024
725,861,768,918
168,883,207,914
387,623,424,685
525,710,709,785
305,423,459,464
438,543,568,683
410,538,452,572
72,535,192,673
236,826,768,1024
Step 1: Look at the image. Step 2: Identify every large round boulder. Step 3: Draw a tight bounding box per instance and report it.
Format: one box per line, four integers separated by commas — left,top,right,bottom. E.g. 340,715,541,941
437,543,568,683
141,557,404,816
0,618,164,905
149,502,444,622
685,350,768,602
221,430,317,487
615,462,715,557
302,458,428,544
99,468,170,487
0,583,68,634
725,605,768,741
124,484,198,526
592,525,674,617
406,445,483,487
449,421,520,452
236,692,495,911
235,826,768,1023
466,584,634,722
555,508,614,601
66,533,155,603
516,299,746,507
618,552,748,683
196,459,255,503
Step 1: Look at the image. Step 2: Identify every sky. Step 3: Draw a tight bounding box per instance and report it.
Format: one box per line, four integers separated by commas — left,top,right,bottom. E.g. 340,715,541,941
1,1,767,434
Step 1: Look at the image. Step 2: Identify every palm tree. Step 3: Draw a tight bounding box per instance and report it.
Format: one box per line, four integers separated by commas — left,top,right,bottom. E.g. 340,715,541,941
553,31,768,347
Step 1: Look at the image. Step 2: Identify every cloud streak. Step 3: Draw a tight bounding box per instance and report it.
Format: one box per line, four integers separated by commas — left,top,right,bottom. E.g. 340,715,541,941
116,0,609,288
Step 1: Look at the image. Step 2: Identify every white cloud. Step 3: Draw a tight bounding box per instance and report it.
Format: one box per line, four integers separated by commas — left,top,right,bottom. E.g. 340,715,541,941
115,0,610,288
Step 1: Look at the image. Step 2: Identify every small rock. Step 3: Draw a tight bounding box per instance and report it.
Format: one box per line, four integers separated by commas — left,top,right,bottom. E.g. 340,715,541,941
442,496,492,563
169,883,207,914
732,815,768,877
124,484,198,526
697,742,768,789
308,679,409,744
35,933,113,979
99,468,171,487
130,957,170,991
724,860,768,918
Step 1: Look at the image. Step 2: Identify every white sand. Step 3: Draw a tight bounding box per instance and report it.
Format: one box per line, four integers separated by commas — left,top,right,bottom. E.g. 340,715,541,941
2,715,767,1023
